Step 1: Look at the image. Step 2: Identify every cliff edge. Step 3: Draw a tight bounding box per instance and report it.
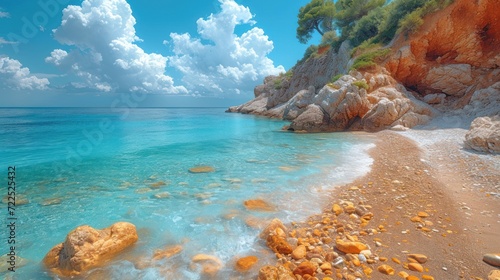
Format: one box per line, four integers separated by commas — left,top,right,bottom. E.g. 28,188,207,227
228,0,499,134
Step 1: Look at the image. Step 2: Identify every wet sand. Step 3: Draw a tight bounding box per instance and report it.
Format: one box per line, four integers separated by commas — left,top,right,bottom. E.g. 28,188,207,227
258,130,500,279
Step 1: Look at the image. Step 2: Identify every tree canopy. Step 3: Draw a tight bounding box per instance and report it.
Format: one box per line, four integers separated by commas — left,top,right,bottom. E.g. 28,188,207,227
296,0,336,44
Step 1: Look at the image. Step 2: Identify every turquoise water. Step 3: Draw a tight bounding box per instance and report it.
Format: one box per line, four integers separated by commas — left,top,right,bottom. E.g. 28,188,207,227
0,108,374,279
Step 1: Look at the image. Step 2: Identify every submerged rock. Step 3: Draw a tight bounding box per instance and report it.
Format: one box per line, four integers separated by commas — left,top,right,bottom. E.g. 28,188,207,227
191,254,223,276
188,166,215,173
243,199,274,211
43,222,138,276
235,256,259,272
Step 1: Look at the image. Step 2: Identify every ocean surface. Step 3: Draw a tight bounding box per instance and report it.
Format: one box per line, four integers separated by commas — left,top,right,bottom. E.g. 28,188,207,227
0,107,375,279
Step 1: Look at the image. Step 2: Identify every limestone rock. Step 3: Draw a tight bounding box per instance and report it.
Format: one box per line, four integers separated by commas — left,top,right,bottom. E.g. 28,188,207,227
235,256,258,272
484,254,500,267
464,116,500,153
289,70,435,132
43,222,138,276
283,86,316,120
424,93,446,104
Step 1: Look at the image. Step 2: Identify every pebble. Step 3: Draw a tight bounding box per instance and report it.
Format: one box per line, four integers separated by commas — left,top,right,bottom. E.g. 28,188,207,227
235,256,258,272
484,254,500,267
292,245,307,260
408,262,424,272
377,264,395,275
408,253,428,264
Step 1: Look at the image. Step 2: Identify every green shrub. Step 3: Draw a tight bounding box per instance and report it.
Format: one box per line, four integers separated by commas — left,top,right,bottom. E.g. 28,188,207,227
374,0,427,43
397,10,424,38
321,30,338,46
274,78,283,90
327,83,341,90
350,48,391,70
331,74,343,83
353,80,369,90
349,6,387,47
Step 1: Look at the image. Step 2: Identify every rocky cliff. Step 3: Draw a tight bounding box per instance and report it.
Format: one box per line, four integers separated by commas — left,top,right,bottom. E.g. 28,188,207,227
384,0,500,110
228,0,499,134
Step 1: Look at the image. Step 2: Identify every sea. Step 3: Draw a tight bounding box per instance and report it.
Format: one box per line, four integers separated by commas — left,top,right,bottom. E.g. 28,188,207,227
0,107,375,279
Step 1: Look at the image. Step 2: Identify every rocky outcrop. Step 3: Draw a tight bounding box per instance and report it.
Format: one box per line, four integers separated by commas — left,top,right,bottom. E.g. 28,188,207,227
43,222,138,276
227,41,352,117
287,70,435,132
464,116,500,153
384,0,500,107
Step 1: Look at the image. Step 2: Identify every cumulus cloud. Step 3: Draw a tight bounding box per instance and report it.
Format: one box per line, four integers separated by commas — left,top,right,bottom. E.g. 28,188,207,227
0,10,9,18
168,0,285,95
46,0,187,94
0,57,50,90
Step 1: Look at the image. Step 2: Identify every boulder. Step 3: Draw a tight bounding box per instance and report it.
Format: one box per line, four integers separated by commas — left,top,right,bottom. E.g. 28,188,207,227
289,70,435,132
282,86,316,120
464,116,500,153
43,222,138,276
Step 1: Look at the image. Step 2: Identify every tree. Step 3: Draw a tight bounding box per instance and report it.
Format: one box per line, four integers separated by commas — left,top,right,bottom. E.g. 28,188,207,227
335,0,385,31
296,0,336,44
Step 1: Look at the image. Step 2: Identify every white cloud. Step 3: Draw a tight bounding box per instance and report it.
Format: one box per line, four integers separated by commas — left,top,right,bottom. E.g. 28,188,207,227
46,0,187,94
0,57,50,90
168,0,284,95
0,10,9,18
0,37,18,45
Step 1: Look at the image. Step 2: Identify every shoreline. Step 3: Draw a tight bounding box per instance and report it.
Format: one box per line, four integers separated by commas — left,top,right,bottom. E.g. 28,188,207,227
257,130,500,279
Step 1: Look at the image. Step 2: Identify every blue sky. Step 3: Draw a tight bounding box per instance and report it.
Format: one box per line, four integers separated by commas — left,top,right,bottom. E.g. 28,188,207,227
0,0,320,107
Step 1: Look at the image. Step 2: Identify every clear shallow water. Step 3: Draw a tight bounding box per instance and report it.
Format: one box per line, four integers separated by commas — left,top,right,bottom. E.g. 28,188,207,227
0,108,374,279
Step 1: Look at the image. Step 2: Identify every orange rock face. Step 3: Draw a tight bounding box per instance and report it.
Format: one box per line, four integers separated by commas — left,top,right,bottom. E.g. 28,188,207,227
43,222,138,276
385,0,500,101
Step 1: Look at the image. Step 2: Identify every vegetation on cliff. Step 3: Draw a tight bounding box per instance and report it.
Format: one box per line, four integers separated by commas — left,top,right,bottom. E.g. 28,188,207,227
296,0,455,63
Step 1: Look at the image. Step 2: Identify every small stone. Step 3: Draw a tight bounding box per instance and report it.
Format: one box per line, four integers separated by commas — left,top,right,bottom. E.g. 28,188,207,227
235,256,258,272
188,166,215,173
398,271,409,278
418,212,429,218
484,254,500,267
293,261,317,277
320,262,332,271
392,257,401,264
332,204,343,215
410,216,422,223
408,262,424,272
489,270,500,280
422,275,435,280
336,240,368,254
377,264,395,275
292,245,307,260
408,254,428,264
406,276,420,280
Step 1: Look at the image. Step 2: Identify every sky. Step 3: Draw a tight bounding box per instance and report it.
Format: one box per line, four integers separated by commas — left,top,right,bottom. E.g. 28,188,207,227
0,0,321,107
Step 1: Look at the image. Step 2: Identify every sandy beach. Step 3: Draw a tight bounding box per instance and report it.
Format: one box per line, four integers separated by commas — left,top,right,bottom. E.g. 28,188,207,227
258,129,500,279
